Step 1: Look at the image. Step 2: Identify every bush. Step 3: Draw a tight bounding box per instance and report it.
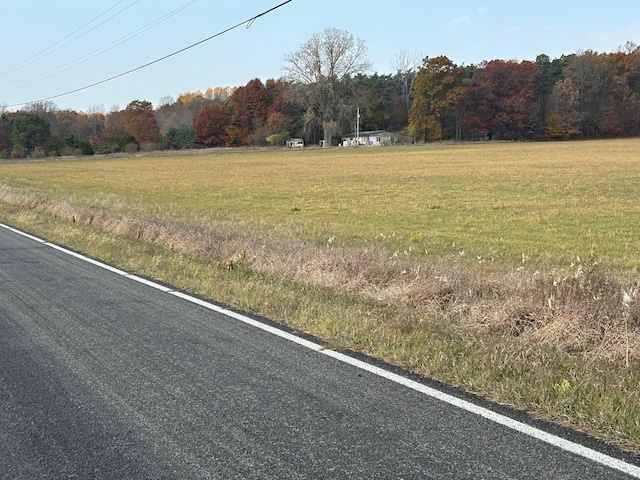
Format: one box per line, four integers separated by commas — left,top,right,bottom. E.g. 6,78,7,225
63,134,78,148
96,143,114,155
265,133,289,147
124,142,139,153
157,126,202,150
117,134,138,153
11,146,24,158
78,140,94,156
43,136,63,156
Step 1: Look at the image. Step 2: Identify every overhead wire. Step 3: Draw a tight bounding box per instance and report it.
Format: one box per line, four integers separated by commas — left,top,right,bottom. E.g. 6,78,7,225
6,0,294,108
0,0,199,94
0,0,140,78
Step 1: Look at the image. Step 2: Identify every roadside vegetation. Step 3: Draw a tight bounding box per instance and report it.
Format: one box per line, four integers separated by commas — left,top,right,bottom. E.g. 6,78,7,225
1,140,640,452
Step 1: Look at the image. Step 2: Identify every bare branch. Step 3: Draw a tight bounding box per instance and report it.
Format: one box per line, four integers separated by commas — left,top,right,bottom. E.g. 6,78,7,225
283,28,371,146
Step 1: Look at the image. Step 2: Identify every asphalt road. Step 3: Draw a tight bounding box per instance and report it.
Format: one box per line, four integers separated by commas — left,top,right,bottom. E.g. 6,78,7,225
1,223,640,479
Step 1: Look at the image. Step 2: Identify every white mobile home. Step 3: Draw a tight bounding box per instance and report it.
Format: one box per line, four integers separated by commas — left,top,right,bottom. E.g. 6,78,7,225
341,130,398,147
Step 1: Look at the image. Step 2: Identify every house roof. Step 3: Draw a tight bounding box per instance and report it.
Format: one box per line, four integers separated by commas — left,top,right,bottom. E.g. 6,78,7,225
342,130,395,138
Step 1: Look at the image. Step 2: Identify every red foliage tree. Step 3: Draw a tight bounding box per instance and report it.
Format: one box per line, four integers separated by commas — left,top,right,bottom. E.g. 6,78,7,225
605,48,640,136
225,78,296,146
192,104,229,147
461,60,538,140
122,100,160,143
265,78,295,131
227,78,268,144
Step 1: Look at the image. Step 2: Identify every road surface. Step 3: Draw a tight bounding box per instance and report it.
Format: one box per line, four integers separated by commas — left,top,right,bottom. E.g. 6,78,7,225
1,223,639,479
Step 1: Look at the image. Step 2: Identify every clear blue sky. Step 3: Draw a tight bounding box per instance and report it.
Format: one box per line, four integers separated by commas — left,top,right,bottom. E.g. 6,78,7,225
2,0,639,112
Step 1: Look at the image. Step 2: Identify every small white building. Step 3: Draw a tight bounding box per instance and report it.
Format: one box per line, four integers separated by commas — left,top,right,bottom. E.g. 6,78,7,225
287,138,304,148
341,130,398,147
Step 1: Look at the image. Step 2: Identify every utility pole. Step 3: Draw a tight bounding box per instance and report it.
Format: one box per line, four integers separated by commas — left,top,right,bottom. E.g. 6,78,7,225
356,107,360,146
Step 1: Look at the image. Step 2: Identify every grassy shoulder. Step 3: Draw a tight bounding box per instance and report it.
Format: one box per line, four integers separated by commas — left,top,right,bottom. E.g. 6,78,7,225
2,200,640,453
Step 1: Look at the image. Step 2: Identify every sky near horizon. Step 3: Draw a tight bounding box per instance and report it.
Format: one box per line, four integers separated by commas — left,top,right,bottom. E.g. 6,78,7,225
1,0,640,112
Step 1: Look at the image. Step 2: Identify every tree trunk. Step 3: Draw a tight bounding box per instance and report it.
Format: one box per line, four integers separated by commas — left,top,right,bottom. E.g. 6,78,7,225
322,120,338,147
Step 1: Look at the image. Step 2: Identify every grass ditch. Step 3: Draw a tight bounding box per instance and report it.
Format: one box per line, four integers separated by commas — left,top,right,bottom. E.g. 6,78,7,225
1,183,640,453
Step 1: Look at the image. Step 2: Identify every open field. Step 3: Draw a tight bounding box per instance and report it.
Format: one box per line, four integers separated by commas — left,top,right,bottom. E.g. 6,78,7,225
2,141,640,267
2,139,640,451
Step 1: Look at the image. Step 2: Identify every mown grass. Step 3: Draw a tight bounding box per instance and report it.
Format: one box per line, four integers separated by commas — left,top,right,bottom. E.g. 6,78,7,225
2,140,640,452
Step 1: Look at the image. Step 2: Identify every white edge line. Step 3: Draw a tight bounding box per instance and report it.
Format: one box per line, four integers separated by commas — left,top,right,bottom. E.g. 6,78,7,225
1,223,47,243
3,222,639,478
125,274,173,292
169,290,323,352
322,350,640,478
44,242,129,275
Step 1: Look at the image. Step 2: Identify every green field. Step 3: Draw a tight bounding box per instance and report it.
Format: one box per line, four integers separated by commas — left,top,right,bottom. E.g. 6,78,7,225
2,140,640,267
2,139,640,451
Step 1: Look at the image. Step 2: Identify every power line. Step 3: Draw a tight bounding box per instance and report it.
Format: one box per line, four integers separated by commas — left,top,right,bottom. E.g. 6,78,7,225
0,1,140,78
7,0,294,109
0,1,199,94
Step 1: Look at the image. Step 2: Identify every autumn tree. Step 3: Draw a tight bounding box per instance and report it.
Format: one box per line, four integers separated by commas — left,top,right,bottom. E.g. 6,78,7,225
409,56,465,141
546,47,640,138
53,109,81,140
53,109,98,146
548,78,581,137
155,101,198,134
122,100,160,144
228,78,268,145
602,45,640,136
265,79,294,125
563,51,611,136
104,107,126,145
248,78,295,145
284,27,371,146
192,104,229,147
205,86,234,104
461,60,538,140
176,91,211,117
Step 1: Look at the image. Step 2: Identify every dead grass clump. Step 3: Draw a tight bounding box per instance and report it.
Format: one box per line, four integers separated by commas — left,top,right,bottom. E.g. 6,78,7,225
403,283,456,311
528,313,608,354
527,314,640,366
463,299,539,337
522,267,639,366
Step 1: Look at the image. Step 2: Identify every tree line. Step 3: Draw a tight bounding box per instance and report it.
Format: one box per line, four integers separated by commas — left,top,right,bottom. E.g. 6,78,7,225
2,28,640,158
411,44,640,142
